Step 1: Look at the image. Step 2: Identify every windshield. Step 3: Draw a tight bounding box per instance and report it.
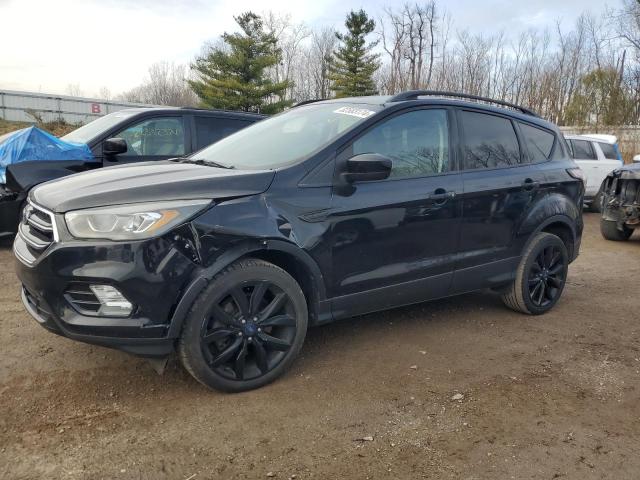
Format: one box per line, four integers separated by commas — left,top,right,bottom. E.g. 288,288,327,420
193,103,382,169
61,110,138,144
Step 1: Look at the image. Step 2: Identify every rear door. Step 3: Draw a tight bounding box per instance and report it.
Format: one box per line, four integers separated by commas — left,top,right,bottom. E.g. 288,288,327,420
451,109,546,293
104,114,188,165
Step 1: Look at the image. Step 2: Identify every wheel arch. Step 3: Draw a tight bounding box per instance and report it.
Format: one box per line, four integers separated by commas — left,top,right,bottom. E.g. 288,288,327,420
166,239,329,338
525,215,577,261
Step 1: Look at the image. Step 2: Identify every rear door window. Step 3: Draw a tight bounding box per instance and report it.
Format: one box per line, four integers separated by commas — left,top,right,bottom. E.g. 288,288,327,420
598,142,619,160
194,116,253,150
569,140,597,160
519,123,555,163
460,110,521,169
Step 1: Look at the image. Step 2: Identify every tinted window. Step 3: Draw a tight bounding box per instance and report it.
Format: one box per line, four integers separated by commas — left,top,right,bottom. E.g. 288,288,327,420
598,142,619,160
569,139,596,160
520,123,555,163
353,109,449,179
195,117,252,150
115,117,185,156
461,111,520,169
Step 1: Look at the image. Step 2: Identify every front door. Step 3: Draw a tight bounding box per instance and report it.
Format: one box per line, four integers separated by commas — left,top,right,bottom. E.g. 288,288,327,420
329,107,463,318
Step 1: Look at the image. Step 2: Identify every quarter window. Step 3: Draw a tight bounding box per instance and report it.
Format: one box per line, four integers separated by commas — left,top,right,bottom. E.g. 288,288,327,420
461,111,520,169
520,123,555,163
352,109,449,179
114,117,185,156
568,140,596,160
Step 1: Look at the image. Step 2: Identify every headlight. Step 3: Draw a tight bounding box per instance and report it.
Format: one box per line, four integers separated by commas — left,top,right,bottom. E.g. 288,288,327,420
65,200,211,241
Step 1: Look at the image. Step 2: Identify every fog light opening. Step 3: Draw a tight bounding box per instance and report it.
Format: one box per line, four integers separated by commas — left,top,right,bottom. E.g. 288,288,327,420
89,285,133,317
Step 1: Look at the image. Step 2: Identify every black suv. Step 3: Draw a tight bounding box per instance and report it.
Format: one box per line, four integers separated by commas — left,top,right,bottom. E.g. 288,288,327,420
14,91,584,392
0,107,263,236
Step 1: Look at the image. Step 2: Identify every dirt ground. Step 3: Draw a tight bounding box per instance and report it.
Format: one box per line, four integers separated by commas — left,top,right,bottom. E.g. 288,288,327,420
1,213,639,480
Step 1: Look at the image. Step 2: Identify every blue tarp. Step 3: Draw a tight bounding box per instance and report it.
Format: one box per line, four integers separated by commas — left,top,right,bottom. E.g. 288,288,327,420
0,126,93,184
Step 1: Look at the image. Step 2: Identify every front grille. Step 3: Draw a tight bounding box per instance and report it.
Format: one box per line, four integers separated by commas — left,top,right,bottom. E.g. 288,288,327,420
64,283,102,314
17,201,56,263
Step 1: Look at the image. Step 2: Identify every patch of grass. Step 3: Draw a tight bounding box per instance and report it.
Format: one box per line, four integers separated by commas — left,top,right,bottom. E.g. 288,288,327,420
0,118,78,138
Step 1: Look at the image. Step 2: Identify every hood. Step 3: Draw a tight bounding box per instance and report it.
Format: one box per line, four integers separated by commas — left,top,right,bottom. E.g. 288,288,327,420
31,160,275,213
608,162,640,181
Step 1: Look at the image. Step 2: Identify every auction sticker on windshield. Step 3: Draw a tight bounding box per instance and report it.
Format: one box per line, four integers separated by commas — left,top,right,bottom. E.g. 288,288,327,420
333,106,376,119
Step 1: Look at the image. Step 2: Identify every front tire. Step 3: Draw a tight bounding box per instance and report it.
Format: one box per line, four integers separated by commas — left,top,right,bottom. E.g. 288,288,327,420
178,258,308,392
600,219,633,241
502,232,568,315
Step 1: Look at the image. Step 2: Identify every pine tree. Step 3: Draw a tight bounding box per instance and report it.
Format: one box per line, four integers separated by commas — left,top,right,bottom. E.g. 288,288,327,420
189,12,292,113
329,10,380,98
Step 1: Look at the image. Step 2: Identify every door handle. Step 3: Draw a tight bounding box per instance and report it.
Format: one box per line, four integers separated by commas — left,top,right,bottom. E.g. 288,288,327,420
522,178,540,191
427,190,456,204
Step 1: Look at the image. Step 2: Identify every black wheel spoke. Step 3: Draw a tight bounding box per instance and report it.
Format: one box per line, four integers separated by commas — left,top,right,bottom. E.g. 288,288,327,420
258,332,291,351
536,281,546,305
528,276,540,285
233,340,248,380
253,340,269,374
203,328,235,344
210,336,243,367
549,251,561,269
259,292,287,321
544,247,553,267
249,282,269,315
548,264,563,276
258,314,296,327
230,287,250,318
530,281,542,301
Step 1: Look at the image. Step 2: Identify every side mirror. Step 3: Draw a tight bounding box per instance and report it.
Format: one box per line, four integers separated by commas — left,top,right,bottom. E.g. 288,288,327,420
342,153,392,183
633,154,640,163
103,137,127,156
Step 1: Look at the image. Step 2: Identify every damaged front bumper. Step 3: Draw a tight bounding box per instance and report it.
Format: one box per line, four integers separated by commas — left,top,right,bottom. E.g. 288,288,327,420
601,165,640,229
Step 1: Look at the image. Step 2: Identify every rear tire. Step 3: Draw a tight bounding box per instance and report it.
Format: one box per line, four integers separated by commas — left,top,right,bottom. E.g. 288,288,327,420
502,232,568,315
178,258,308,392
600,219,633,241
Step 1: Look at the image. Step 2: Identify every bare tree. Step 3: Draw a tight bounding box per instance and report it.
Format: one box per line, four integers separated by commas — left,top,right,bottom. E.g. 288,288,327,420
119,62,198,107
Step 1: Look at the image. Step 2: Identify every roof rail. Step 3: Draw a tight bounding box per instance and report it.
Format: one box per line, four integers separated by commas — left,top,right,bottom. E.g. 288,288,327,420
388,90,538,117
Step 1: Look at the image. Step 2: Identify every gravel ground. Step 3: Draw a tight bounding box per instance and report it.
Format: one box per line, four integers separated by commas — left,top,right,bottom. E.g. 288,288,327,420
1,213,639,480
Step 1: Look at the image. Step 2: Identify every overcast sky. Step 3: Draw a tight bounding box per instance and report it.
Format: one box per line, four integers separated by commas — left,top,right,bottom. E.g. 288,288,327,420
0,0,616,98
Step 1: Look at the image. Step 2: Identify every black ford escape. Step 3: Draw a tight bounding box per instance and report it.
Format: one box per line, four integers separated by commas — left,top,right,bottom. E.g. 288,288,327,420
14,91,584,392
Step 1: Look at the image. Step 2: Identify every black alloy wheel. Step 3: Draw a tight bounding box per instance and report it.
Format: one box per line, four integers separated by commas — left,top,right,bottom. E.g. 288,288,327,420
200,280,297,381
527,244,566,308
179,259,308,392
502,232,568,315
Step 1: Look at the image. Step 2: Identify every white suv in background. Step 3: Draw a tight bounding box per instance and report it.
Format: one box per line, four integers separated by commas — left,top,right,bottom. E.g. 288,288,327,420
565,134,623,212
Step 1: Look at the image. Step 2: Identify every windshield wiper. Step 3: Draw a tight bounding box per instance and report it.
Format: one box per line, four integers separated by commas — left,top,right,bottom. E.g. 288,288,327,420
171,158,235,169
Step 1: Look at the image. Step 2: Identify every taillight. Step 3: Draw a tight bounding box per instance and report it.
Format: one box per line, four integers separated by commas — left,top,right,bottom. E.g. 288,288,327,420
567,168,585,184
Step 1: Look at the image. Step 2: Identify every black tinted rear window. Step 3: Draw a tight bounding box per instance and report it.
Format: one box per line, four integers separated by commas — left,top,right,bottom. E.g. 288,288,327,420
195,116,252,150
520,123,555,163
598,142,618,160
461,111,520,169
